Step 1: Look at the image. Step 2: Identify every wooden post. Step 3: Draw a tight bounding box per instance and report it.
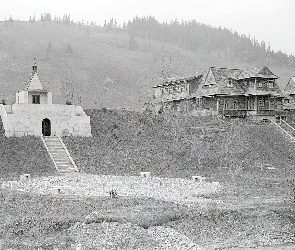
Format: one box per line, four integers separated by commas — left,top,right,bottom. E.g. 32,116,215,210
254,96,258,116
216,98,219,114
223,99,225,118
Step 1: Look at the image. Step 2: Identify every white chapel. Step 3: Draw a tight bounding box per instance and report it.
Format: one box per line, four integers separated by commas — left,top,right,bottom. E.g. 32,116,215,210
0,60,92,137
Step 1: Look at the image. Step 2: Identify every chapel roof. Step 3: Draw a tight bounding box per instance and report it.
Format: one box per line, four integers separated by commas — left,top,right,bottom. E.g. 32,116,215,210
23,59,46,91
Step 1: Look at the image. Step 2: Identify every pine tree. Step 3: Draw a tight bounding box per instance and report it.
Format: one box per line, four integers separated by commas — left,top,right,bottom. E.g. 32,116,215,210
65,43,73,54
8,15,13,24
46,42,53,58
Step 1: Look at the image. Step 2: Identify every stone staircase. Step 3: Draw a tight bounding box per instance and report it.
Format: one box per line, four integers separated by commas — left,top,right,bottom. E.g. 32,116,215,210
41,136,78,172
269,118,295,142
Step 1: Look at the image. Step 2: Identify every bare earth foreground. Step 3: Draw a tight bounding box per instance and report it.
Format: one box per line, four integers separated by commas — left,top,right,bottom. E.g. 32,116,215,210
2,173,221,207
1,173,294,249
1,173,220,249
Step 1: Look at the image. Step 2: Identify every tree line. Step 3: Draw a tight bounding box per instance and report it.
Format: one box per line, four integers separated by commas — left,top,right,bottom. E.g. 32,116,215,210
124,16,295,67
6,14,295,67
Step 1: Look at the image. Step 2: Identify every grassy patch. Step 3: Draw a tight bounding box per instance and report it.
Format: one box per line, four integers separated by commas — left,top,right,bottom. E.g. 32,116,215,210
0,136,55,179
0,189,185,248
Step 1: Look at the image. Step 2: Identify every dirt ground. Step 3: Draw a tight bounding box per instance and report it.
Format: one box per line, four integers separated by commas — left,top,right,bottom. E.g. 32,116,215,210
1,173,294,249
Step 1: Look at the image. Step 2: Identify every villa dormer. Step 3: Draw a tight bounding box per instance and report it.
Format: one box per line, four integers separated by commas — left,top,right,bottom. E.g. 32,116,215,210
16,59,52,104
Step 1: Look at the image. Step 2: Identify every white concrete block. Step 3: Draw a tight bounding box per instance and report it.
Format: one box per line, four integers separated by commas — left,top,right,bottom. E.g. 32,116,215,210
10,181,18,190
140,172,151,178
52,186,71,195
20,174,30,182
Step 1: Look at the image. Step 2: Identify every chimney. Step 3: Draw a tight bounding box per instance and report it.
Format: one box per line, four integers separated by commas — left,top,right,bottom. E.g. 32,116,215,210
32,58,37,75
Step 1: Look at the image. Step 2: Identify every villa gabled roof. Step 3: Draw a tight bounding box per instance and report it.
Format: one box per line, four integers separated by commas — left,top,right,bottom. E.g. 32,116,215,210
209,67,244,82
200,67,247,96
198,66,282,98
284,76,295,94
153,74,203,88
236,66,278,80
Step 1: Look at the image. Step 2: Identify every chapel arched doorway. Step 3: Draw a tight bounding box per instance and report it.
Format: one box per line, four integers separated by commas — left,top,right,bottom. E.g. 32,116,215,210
42,118,51,136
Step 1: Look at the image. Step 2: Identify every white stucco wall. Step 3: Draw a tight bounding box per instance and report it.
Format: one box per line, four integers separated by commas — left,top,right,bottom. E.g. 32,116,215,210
27,91,48,104
16,91,29,104
1,104,92,137
16,91,52,104
47,92,52,104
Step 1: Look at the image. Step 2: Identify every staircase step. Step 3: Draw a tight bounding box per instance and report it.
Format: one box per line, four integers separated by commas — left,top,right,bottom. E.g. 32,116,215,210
51,155,69,158
58,163,73,166
53,153,69,156
42,136,77,173
59,169,76,173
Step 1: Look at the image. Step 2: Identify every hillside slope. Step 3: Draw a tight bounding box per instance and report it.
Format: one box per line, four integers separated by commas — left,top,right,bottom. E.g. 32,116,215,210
0,21,293,110
64,109,295,198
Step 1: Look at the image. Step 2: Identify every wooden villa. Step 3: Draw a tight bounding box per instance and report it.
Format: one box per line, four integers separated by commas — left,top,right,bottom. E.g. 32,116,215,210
152,66,287,120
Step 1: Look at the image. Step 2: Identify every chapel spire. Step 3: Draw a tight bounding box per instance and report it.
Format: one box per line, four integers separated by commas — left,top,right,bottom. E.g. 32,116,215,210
32,58,37,75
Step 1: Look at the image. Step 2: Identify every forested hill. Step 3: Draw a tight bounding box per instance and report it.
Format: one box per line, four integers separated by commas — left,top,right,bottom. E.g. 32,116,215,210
0,16,294,110
126,16,295,68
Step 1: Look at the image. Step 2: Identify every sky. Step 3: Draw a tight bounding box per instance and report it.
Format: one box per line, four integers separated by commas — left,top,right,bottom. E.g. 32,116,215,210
1,0,295,55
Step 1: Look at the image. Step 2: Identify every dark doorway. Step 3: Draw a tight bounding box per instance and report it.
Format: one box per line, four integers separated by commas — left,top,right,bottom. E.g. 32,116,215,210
42,118,51,136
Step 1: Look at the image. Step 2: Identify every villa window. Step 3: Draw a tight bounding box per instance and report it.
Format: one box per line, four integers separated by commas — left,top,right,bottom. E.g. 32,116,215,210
32,95,40,104
180,84,184,92
224,101,228,110
257,81,263,88
258,99,264,109
268,80,274,89
197,97,203,106
248,100,254,110
227,79,234,87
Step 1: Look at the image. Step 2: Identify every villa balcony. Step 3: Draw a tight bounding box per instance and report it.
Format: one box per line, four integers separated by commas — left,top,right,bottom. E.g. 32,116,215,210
257,109,287,117
223,109,287,118
223,109,247,117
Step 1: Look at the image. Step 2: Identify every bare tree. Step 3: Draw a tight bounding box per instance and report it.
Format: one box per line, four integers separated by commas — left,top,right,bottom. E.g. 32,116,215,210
59,69,82,105
136,77,154,107
59,77,75,105
46,42,53,58
65,43,73,55
153,43,183,79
